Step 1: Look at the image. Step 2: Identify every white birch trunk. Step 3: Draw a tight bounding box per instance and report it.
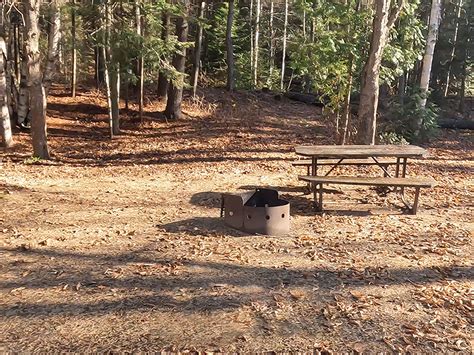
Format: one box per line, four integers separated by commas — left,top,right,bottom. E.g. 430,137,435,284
280,0,288,91
418,0,441,109
0,35,13,147
253,0,260,87
268,0,274,86
250,0,254,81
43,0,61,95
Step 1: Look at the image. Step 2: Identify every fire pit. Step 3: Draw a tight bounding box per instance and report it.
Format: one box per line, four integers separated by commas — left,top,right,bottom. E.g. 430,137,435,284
220,188,290,236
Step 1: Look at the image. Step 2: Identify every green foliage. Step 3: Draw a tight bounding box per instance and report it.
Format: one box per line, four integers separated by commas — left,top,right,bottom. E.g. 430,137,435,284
382,87,439,143
381,0,425,84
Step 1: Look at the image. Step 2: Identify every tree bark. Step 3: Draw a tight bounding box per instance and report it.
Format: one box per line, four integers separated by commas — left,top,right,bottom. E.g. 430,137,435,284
24,0,50,159
136,1,144,121
164,5,189,120
415,0,441,137
157,12,170,99
418,0,441,108
226,0,235,91
43,0,62,95
443,0,462,97
250,0,254,82
280,0,288,91
357,0,403,144
268,0,274,85
191,1,205,96
253,0,260,88
0,32,13,148
71,0,77,98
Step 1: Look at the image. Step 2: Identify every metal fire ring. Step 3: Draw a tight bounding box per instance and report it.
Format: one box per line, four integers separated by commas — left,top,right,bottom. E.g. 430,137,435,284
221,188,290,236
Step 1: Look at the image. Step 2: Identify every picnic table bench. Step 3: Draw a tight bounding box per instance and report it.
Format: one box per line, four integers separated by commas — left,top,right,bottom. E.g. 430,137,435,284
294,145,434,214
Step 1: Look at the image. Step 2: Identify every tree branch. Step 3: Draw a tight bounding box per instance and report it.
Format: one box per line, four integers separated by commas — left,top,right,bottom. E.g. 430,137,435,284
387,0,404,29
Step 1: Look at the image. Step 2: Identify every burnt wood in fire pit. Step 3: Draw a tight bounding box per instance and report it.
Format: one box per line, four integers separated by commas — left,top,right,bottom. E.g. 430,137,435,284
220,188,290,236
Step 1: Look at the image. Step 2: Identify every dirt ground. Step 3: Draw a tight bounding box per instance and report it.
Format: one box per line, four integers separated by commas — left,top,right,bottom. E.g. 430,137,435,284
1,87,473,353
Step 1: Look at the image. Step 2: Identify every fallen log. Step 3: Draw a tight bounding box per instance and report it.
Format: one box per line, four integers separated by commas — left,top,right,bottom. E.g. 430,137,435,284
284,92,325,107
438,118,474,130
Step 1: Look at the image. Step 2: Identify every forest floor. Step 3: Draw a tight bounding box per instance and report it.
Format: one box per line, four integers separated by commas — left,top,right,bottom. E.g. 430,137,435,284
1,86,473,353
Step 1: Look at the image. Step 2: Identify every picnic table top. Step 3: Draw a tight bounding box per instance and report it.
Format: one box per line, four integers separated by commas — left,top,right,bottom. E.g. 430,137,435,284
294,144,427,159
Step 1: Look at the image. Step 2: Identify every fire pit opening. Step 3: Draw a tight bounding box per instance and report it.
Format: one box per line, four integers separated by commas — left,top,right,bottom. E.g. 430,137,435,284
221,188,290,236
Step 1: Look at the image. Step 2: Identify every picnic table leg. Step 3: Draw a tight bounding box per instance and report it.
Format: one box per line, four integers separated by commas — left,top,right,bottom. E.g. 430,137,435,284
395,157,401,178
401,157,408,195
309,157,318,195
314,183,323,211
412,187,421,215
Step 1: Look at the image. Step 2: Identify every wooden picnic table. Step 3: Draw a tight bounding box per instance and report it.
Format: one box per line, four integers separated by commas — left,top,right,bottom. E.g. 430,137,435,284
293,145,432,213
294,144,427,178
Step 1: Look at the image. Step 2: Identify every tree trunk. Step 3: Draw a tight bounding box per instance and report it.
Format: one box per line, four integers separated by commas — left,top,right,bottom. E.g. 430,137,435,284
110,65,120,135
13,24,20,83
191,1,205,96
71,0,77,98
443,0,462,97
226,0,235,91
136,1,144,121
94,46,105,88
0,32,13,148
280,0,288,91
415,0,441,136
357,0,403,144
24,0,50,159
104,0,119,135
17,54,29,127
418,0,441,108
253,0,260,88
157,12,170,99
43,0,62,95
103,45,113,138
341,57,353,145
164,5,189,120
250,0,254,81
268,0,274,85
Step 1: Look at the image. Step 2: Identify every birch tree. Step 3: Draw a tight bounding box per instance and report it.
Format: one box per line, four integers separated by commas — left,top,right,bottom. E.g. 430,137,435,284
253,0,260,87
418,0,441,108
0,10,12,148
280,0,288,91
